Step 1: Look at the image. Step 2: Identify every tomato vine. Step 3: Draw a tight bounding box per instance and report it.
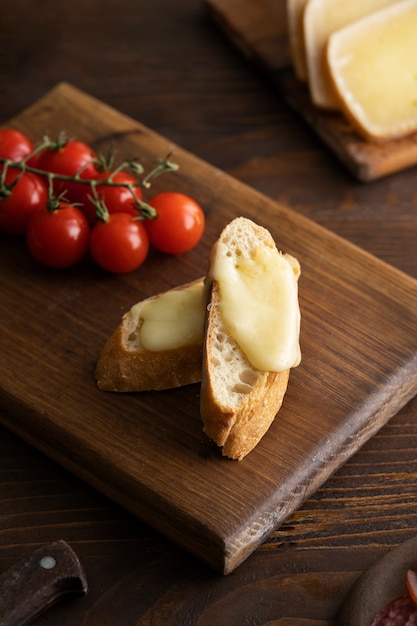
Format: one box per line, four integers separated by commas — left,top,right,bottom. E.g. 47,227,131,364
0,132,178,220
0,128,205,272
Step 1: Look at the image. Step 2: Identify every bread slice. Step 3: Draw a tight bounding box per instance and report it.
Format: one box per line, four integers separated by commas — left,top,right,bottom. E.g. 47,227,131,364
326,0,417,141
95,279,205,392
303,0,400,110
287,0,309,81
200,218,301,460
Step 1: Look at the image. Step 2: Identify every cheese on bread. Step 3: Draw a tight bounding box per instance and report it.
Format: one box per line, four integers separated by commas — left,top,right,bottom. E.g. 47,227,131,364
327,0,417,141
201,217,301,460
303,0,400,109
95,279,205,392
96,218,301,461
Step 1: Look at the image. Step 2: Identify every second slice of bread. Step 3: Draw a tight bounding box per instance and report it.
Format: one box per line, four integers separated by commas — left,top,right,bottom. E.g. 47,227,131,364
200,217,299,460
95,279,205,392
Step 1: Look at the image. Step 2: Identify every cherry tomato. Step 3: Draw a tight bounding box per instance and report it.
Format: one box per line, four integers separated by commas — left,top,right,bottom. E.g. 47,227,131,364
35,139,98,202
90,212,149,273
0,170,48,234
0,128,34,164
145,192,205,254
78,170,143,224
26,202,90,268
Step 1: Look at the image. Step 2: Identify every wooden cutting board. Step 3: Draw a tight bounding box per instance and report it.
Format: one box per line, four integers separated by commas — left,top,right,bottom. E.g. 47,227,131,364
2,83,417,574
205,0,417,182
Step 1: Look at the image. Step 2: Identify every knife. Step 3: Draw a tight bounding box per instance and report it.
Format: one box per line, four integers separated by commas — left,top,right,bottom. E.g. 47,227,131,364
0,540,88,626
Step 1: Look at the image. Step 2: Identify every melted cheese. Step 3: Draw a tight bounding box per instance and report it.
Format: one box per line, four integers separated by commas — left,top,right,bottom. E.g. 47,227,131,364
137,282,205,352
211,244,301,372
304,0,402,109
327,0,417,140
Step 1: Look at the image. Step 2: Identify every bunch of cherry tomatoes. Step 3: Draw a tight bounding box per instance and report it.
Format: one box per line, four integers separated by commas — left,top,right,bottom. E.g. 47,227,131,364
0,128,205,273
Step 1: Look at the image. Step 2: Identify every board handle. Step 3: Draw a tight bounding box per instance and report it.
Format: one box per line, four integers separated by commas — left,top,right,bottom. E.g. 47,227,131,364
0,540,88,626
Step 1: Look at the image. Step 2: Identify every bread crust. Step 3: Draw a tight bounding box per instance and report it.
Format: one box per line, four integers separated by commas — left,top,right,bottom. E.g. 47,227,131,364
95,279,204,392
200,218,296,460
201,281,290,460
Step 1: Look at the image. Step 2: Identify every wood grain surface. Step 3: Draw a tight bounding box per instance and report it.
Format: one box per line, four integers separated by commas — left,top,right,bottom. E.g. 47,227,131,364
2,82,417,576
2,1,417,623
205,0,417,182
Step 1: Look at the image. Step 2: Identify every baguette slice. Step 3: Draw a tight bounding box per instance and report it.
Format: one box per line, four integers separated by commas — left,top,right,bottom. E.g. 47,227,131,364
95,279,205,392
327,0,417,141
287,0,309,81
200,218,301,461
303,0,401,109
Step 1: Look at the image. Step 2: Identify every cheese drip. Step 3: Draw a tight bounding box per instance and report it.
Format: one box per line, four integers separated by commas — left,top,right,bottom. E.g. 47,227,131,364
212,244,301,372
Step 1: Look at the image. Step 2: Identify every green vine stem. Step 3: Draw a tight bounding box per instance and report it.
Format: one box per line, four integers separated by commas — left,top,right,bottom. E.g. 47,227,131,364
0,137,179,221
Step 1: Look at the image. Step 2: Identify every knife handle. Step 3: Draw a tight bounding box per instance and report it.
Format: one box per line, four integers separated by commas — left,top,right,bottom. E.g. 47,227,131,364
0,540,88,626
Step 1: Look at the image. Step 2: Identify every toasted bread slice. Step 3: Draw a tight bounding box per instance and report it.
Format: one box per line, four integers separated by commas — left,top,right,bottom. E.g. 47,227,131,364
303,0,400,110
327,0,417,141
287,0,309,81
200,218,301,460
95,279,205,392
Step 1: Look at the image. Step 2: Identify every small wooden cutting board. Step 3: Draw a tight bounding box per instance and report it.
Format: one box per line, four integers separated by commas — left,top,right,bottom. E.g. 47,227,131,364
2,83,417,574
205,0,417,181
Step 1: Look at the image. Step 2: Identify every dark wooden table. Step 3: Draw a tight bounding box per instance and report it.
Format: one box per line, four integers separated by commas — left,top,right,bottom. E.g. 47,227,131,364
2,1,417,624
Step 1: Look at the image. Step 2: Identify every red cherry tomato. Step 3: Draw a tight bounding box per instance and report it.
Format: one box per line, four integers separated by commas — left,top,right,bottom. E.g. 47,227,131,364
78,170,143,224
0,170,48,234
90,212,149,273
0,128,34,164
145,192,205,254
26,202,90,268
35,139,98,202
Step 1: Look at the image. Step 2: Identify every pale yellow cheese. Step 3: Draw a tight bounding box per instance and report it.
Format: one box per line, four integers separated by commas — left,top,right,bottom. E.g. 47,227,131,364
303,0,402,109
211,244,301,372
287,0,309,81
136,282,205,352
327,0,417,140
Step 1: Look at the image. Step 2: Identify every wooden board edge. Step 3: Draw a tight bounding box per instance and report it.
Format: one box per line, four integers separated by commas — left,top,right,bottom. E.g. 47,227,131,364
278,69,417,182
204,0,417,182
225,359,417,573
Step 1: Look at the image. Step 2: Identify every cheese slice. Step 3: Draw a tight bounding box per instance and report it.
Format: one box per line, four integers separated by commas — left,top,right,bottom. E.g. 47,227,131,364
327,0,417,141
303,0,402,109
287,0,309,81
